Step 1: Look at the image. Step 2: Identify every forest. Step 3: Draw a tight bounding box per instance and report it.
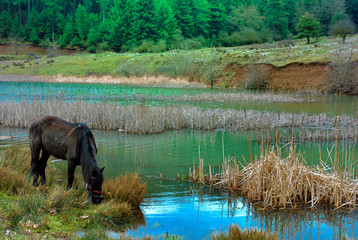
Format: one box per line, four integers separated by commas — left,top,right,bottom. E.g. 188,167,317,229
0,0,357,52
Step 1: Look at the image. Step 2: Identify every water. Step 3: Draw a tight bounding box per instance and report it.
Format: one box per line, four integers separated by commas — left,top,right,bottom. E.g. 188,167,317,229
1,81,358,239
1,81,357,116
2,126,358,239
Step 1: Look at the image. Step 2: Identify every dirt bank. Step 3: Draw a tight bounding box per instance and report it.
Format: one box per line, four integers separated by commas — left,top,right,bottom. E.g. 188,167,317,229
226,62,329,91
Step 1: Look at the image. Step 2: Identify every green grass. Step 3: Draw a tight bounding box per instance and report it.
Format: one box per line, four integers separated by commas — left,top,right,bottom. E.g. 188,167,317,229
0,146,147,239
1,35,357,81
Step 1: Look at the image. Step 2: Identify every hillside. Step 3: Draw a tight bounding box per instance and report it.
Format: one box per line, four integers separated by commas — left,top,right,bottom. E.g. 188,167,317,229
0,35,357,91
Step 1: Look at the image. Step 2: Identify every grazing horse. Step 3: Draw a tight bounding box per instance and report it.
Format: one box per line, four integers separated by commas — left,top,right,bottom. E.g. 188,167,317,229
28,115,105,204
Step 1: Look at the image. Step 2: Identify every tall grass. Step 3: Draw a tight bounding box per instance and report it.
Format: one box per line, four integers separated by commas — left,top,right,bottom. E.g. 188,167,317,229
191,144,358,210
1,99,357,138
211,224,278,240
0,146,147,236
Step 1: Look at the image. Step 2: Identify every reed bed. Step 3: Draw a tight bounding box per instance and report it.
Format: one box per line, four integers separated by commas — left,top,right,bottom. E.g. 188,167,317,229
1,100,357,138
191,146,358,210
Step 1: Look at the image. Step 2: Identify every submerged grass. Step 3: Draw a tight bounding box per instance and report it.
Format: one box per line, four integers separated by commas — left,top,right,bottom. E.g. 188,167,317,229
191,144,358,210
0,146,147,239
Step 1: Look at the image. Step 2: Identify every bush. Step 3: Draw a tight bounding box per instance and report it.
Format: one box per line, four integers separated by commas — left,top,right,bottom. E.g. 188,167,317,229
88,45,97,53
136,40,154,53
326,48,358,95
243,64,270,90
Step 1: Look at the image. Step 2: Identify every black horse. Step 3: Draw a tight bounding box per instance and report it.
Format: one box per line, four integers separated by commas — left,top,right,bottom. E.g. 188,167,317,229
28,115,104,204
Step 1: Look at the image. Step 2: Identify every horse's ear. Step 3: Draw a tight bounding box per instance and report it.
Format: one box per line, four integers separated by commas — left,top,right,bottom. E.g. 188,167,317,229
100,167,105,173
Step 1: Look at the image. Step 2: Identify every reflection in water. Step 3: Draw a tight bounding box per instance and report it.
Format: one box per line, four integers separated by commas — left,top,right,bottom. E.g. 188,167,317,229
2,126,358,239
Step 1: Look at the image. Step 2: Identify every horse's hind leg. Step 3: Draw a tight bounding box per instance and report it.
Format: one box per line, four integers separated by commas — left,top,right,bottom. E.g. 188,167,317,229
30,143,41,187
39,148,50,185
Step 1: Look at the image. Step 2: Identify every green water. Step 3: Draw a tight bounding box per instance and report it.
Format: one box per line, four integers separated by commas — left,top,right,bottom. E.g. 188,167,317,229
1,127,358,240
2,81,357,116
1,81,358,239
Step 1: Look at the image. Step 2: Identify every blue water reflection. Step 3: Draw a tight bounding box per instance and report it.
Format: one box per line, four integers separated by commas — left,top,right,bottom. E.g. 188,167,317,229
2,126,358,239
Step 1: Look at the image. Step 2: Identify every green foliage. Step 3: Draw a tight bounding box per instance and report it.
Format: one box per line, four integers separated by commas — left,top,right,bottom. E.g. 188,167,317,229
296,13,321,44
63,22,75,45
0,0,352,51
29,28,41,45
0,11,12,38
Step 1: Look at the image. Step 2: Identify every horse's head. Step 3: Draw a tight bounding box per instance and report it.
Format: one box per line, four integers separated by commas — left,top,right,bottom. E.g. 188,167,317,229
87,167,105,204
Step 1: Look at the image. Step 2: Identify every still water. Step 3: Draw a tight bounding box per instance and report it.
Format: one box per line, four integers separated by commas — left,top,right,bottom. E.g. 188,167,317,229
1,81,358,116
1,126,358,239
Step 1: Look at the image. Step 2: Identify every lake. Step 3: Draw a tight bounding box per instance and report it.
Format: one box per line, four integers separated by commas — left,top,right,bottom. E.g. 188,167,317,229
1,81,358,239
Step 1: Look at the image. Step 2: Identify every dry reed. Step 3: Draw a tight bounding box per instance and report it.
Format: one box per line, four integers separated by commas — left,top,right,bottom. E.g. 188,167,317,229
211,224,278,240
103,173,147,209
192,146,358,210
1,100,357,137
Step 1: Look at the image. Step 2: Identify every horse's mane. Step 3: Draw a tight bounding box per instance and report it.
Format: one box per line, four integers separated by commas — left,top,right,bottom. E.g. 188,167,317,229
77,123,99,184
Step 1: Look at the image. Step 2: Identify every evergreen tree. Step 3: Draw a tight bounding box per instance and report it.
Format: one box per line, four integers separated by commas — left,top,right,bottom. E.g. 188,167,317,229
264,0,289,39
208,0,225,37
174,0,195,38
296,12,321,43
63,21,75,44
133,0,158,43
192,0,210,37
75,4,90,41
284,0,297,34
29,27,40,44
346,0,358,25
156,0,178,40
0,10,12,38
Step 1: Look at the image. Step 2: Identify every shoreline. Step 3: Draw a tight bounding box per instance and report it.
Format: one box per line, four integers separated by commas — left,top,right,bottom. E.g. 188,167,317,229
0,74,207,88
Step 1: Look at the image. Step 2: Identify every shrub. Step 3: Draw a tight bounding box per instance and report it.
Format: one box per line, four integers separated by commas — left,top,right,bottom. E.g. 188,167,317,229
88,45,97,53
326,48,358,95
243,64,270,90
136,40,154,53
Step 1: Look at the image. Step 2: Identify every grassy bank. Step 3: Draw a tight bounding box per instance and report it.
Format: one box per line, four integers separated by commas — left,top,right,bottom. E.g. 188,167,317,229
0,146,147,239
0,36,357,90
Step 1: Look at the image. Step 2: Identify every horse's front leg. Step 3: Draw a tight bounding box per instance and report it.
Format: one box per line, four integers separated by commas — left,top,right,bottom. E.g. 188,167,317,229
67,161,76,190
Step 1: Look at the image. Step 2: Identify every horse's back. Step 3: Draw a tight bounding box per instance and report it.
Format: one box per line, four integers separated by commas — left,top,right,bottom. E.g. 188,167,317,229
29,115,80,160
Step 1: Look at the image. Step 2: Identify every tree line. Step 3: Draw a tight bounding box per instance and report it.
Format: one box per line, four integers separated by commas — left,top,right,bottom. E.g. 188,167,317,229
0,0,357,52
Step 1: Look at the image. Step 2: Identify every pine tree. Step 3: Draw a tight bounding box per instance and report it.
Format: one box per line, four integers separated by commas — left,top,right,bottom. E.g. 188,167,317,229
133,0,158,43
192,0,210,37
208,0,225,37
346,0,358,25
173,0,195,38
29,27,40,44
156,0,178,40
0,10,12,38
63,22,75,45
296,13,321,44
75,4,90,41
264,0,289,39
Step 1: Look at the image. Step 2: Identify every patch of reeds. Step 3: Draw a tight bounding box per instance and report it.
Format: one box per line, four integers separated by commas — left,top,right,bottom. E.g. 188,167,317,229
191,145,358,210
103,173,147,209
211,224,278,240
1,100,357,138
